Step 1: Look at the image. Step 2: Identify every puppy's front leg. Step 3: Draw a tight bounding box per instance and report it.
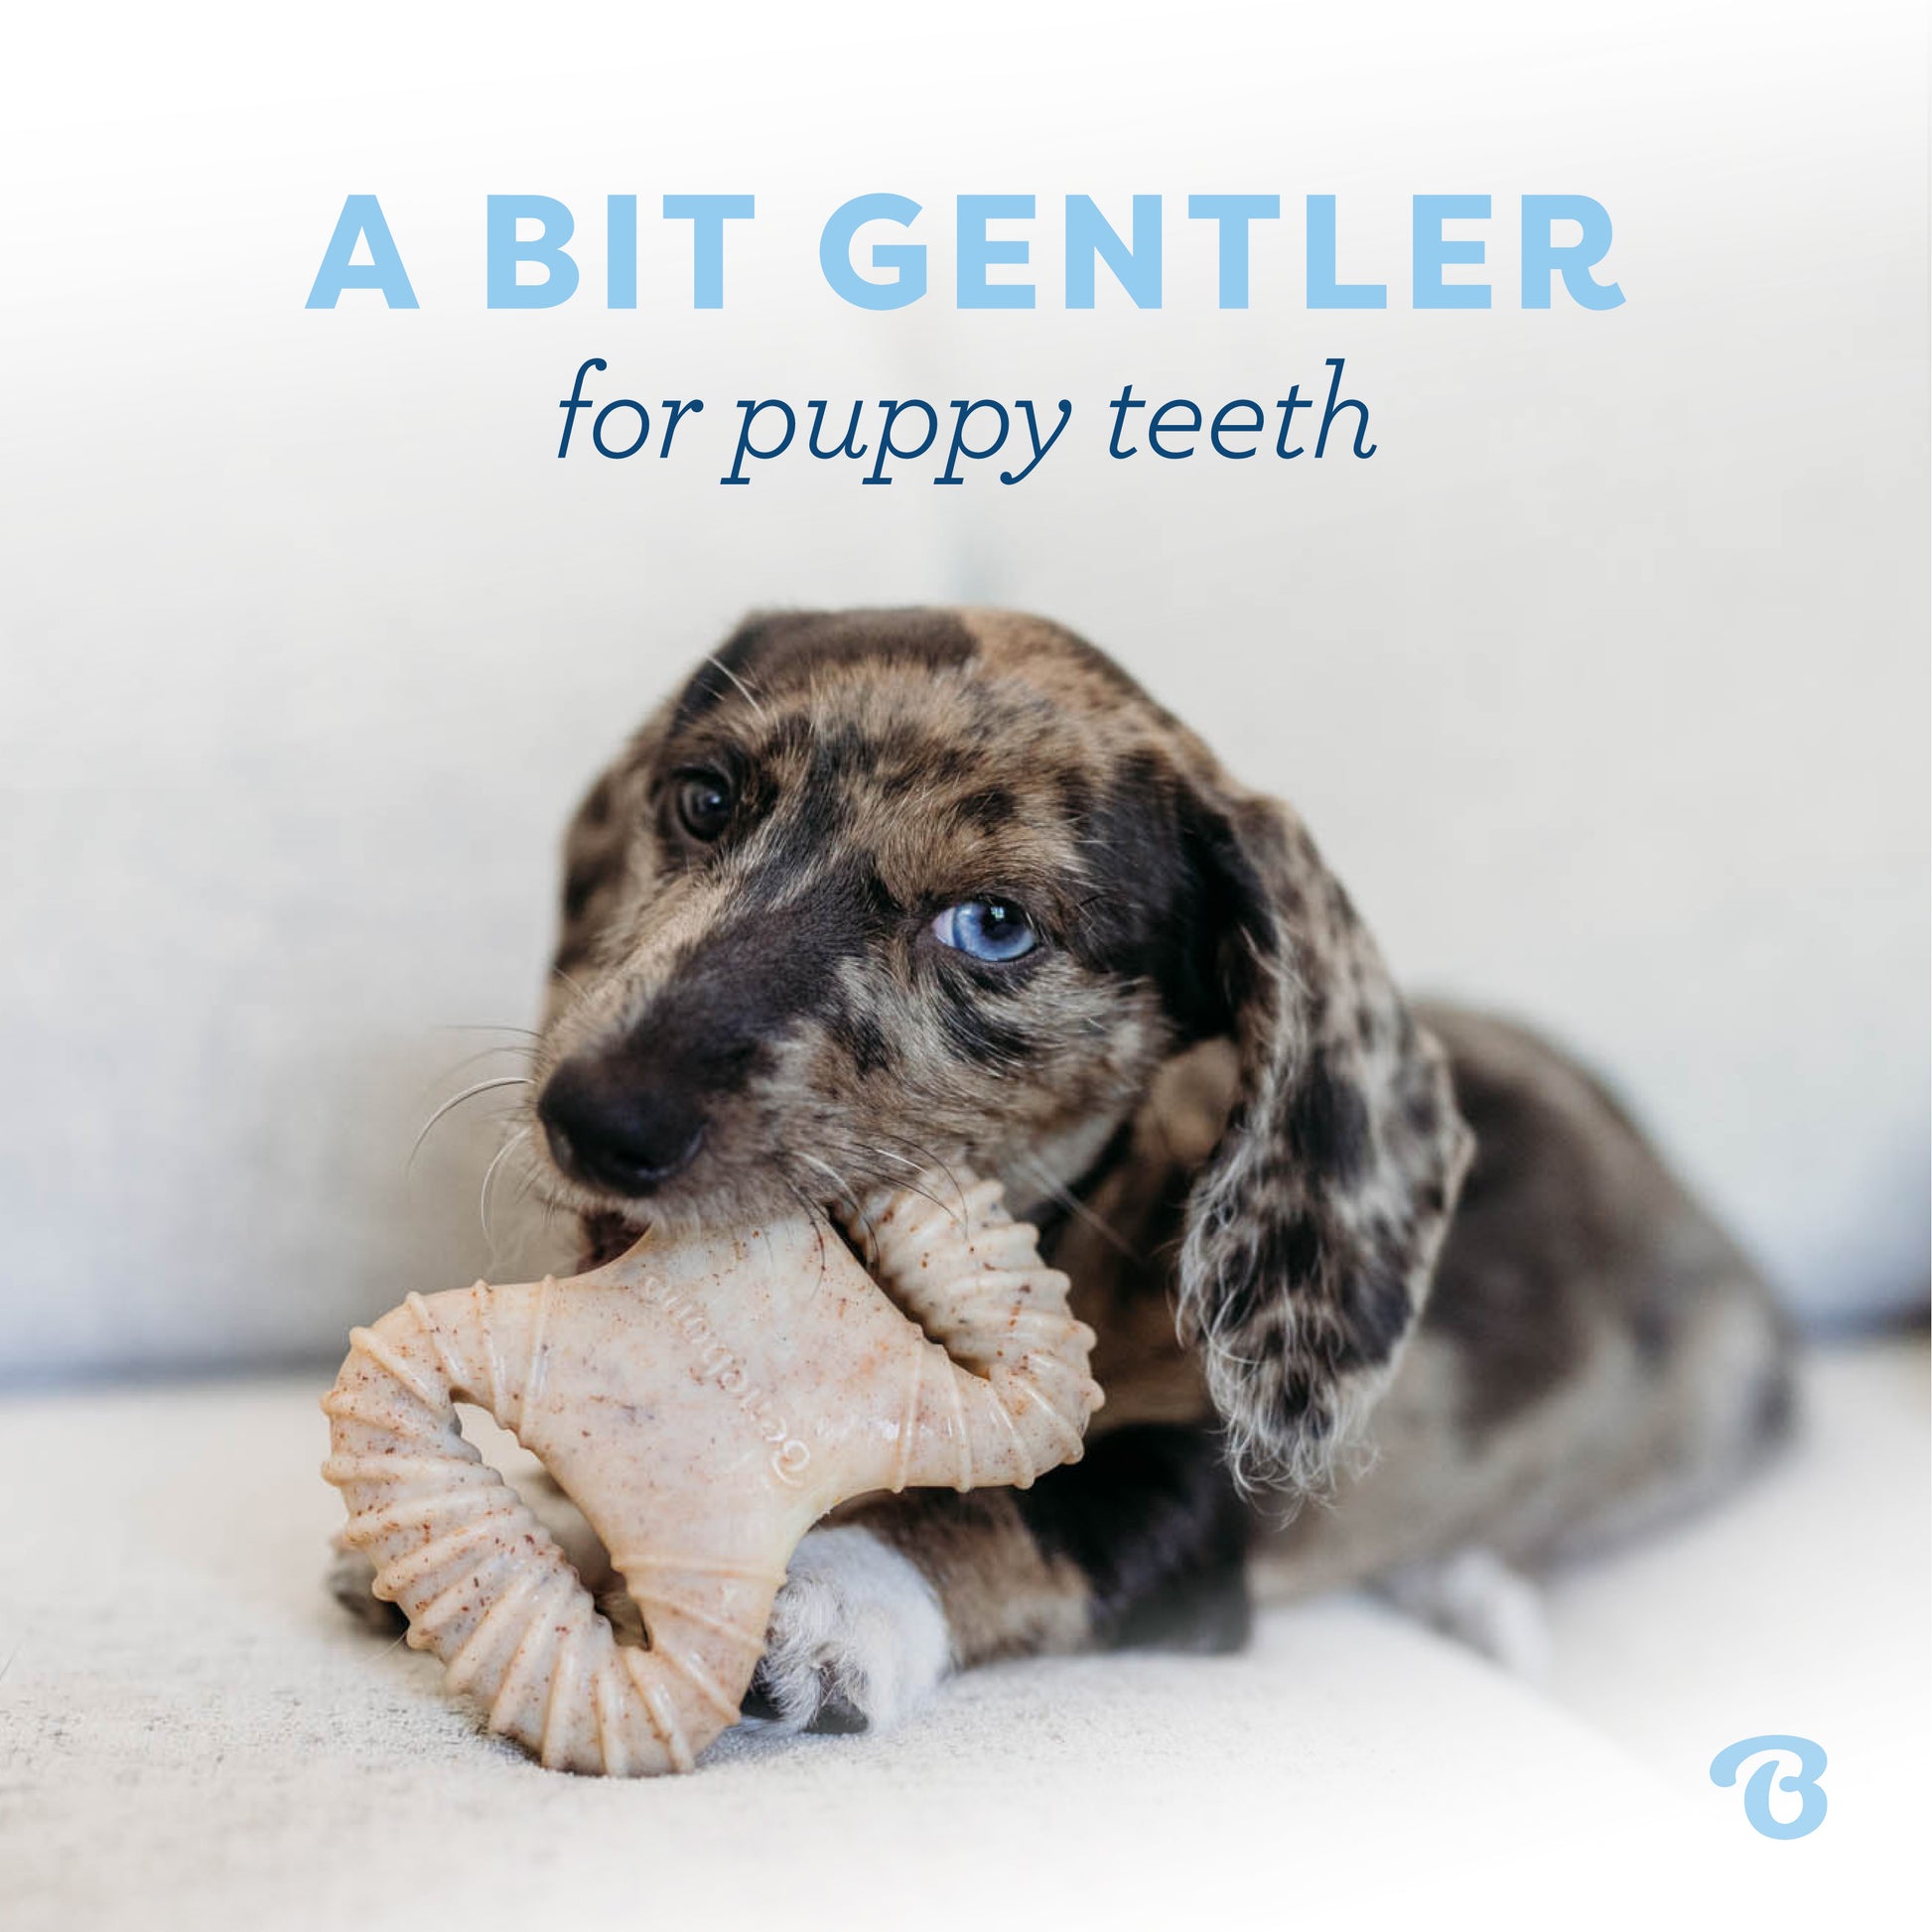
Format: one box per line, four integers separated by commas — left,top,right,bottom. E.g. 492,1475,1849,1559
750,1424,1251,1733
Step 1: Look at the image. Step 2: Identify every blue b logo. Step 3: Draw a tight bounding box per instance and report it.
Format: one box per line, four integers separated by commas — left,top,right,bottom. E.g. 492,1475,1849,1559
1709,1735,1829,1840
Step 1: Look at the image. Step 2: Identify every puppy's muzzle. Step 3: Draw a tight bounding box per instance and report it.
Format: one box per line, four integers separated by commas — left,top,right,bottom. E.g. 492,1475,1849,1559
537,893,839,1199
538,1052,707,1196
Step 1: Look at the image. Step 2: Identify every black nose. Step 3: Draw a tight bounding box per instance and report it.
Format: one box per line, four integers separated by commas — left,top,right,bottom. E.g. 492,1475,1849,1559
537,1056,706,1196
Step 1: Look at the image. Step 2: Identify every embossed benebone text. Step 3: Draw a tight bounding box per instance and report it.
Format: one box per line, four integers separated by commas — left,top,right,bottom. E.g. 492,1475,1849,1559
637,1275,811,1484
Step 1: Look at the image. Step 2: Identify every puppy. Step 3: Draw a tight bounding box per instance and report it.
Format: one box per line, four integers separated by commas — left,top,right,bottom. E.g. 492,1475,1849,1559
336,607,1793,1731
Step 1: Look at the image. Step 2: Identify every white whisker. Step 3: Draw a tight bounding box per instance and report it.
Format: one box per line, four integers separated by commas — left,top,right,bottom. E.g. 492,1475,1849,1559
408,1076,534,1168
704,652,768,722
792,1151,875,1248
479,1128,527,1245
1021,1154,1136,1258
874,1133,970,1226
549,967,592,1008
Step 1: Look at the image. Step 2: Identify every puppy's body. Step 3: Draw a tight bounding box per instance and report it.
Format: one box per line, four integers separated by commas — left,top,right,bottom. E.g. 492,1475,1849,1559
339,607,1791,1730
817,1008,1788,1693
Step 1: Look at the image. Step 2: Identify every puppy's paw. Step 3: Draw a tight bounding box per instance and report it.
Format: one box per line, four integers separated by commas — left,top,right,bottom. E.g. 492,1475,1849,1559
325,1541,406,1638
749,1527,951,1734
1380,1547,1551,1682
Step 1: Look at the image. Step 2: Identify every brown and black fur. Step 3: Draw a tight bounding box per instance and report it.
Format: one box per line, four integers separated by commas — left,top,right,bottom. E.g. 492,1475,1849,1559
343,606,1793,1710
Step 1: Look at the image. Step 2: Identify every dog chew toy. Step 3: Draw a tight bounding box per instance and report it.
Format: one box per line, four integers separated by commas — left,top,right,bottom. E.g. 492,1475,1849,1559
322,1174,1102,1776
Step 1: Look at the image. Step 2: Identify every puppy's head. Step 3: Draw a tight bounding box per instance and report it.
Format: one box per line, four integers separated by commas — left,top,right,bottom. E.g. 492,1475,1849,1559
532,608,1469,1492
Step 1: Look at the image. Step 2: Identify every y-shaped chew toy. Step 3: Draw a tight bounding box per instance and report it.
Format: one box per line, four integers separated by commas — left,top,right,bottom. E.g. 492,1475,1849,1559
323,1174,1101,1775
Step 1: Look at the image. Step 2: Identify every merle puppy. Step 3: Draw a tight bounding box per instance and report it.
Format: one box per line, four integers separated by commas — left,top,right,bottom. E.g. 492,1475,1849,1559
339,607,1792,1729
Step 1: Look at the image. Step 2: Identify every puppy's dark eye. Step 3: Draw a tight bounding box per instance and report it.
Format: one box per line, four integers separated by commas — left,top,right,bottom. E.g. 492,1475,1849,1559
673,770,735,842
931,899,1037,963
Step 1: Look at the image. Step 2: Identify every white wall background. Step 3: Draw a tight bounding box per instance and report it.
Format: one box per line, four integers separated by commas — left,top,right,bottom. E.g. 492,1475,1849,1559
2,1,1924,1381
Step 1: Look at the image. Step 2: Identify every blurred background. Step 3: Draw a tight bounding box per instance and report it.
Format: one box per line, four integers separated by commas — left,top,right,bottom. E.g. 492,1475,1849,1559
1,0,1924,1384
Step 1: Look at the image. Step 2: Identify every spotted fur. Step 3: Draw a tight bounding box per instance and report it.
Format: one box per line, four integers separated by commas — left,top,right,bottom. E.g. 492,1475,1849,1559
1171,793,1473,1494
338,607,1793,1728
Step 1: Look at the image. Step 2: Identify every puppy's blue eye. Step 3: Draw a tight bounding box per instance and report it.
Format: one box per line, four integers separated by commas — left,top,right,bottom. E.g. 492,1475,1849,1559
931,899,1037,962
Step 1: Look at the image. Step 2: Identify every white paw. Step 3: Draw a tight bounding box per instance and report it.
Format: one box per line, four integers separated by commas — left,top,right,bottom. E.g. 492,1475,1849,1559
750,1527,952,1734
1380,1547,1551,1682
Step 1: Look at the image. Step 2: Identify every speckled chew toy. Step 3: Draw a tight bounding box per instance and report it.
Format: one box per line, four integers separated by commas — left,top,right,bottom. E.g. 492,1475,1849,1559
322,1174,1101,1776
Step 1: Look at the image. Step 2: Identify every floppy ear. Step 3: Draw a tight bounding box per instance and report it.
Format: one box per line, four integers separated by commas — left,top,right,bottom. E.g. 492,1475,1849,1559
1175,787,1473,1497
